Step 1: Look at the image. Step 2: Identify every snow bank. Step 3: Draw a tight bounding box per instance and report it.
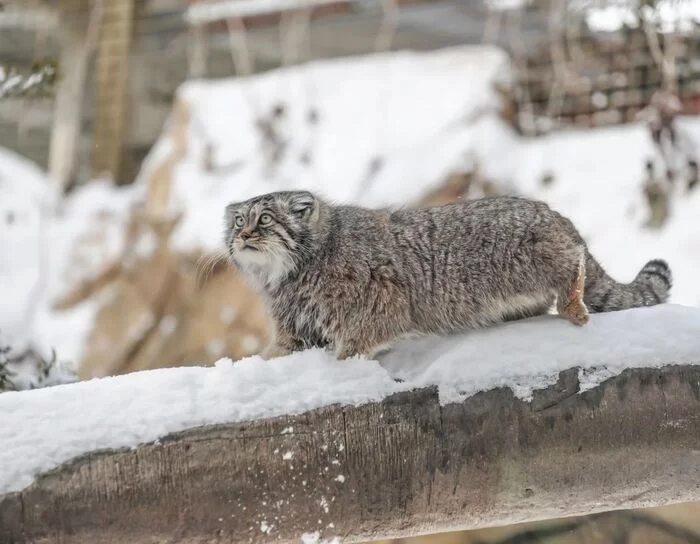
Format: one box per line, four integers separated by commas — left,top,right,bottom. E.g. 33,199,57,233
0,329,77,393
0,147,56,344
2,304,699,494
0,151,138,366
382,304,700,402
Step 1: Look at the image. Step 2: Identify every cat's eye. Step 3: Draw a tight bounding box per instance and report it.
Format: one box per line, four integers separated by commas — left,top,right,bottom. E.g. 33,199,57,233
234,216,245,227
259,213,272,225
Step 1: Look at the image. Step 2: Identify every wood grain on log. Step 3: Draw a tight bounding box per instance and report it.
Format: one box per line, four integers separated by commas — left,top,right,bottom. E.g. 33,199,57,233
2,364,700,544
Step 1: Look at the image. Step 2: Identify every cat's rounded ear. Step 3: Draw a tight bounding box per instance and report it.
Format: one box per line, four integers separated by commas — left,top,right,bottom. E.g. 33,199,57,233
225,202,246,232
289,191,317,222
224,203,238,230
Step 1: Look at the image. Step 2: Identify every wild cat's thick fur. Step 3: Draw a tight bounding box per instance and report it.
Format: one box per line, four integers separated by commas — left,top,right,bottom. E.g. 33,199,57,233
224,191,672,359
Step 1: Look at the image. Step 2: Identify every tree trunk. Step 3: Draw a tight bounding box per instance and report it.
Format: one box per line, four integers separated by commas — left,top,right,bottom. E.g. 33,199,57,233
3,364,700,543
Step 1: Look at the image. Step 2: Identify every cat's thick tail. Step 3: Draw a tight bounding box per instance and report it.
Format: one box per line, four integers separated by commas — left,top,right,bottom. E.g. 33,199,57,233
583,254,672,313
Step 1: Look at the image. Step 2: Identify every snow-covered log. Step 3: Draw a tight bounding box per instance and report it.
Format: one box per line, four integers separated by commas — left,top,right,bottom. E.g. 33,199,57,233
1,306,700,543
2,365,700,543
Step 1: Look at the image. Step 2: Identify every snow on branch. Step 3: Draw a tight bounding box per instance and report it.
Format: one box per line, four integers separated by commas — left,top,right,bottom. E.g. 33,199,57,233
484,0,533,11
0,61,58,99
580,0,700,34
0,332,77,394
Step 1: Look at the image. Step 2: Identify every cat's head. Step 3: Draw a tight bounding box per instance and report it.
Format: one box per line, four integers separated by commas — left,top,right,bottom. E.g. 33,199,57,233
223,190,322,282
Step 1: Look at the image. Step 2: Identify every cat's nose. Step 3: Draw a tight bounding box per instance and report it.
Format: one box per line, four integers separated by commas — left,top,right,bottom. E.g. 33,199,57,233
240,230,251,240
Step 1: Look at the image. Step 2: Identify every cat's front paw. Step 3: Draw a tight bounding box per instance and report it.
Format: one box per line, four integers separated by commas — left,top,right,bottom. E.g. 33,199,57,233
260,343,292,360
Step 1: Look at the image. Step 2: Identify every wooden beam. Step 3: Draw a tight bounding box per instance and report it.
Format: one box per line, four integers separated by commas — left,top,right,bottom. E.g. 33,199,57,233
2,364,700,543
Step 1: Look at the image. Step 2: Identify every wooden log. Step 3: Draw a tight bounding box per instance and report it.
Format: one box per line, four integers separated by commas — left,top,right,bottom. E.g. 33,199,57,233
3,364,700,543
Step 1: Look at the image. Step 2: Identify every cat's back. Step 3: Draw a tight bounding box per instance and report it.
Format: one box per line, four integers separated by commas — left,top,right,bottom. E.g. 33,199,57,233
384,196,560,247
317,197,566,271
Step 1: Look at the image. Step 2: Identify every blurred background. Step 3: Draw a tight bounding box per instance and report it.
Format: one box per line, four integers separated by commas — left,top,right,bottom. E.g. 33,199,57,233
1,0,700,541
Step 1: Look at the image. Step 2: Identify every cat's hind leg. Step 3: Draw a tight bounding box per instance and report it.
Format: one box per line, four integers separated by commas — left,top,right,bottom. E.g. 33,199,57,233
557,248,589,326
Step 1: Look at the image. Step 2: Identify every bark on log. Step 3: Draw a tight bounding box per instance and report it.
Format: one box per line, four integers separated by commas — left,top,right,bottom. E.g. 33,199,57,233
3,364,700,544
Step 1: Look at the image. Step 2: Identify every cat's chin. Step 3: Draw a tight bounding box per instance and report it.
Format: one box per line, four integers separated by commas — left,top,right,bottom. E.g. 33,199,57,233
234,249,265,266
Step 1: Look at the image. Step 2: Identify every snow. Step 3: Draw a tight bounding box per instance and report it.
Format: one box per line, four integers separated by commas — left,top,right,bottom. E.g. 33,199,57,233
485,0,532,11
0,161,138,368
581,0,700,33
301,532,340,544
0,347,394,493
1,304,699,494
159,315,178,336
0,148,57,348
0,329,78,393
381,304,700,403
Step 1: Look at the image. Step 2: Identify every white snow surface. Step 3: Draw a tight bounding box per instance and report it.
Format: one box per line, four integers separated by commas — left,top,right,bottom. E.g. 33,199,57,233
0,328,78,392
1,304,700,494
581,0,700,33
484,0,532,10
0,166,137,366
